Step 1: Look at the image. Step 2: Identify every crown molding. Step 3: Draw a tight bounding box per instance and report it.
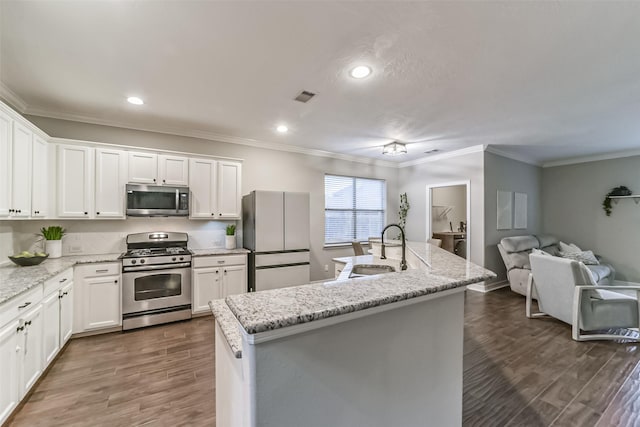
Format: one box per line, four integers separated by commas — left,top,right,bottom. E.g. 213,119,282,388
484,146,541,167
542,148,640,168
24,106,400,169
0,81,28,113
397,145,485,168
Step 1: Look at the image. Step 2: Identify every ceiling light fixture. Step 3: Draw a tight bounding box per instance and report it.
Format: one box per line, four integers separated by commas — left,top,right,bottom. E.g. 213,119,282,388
350,65,372,79
382,141,407,156
276,125,289,133
127,96,144,105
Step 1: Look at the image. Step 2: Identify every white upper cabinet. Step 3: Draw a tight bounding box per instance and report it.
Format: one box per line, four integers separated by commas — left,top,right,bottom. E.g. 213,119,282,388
217,161,242,219
190,158,241,220
158,154,189,186
189,158,217,218
31,136,48,218
58,145,93,218
128,152,158,184
95,148,127,218
128,152,189,186
10,122,32,218
0,110,11,218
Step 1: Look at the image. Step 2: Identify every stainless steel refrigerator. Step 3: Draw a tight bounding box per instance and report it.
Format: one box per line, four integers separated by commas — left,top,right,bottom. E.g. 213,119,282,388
242,191,310,292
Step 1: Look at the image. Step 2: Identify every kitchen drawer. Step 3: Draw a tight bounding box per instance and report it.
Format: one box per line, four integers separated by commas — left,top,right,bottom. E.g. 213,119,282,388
193,255,246,269
75,262,120,278
255,264,310,291
255,251,310,267
43,268,73,296
0,286,43,327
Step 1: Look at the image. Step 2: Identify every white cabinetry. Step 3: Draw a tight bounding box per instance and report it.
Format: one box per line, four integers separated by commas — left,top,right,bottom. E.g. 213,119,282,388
58,144,93,218
159,154,189,186
0,320,19,424
31,135,48,217
189,158,241,219
128,152,189,186
189,158,217,218
192,255,246,314
128,152,157,184
0,110,11,217
42,269,73,366
95,148,127,218
74,263,121,332
18,304,43,398
217,161,242,219
10,122,32,218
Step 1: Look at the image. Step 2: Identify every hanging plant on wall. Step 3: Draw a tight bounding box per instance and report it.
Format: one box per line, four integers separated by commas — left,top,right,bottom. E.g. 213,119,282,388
397,192,410,238
602,186,632,216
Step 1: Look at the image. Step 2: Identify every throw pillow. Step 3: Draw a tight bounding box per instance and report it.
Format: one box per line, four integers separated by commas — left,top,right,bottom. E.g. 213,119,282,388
560,250,600,265
531,248,550,256
559,241,581,254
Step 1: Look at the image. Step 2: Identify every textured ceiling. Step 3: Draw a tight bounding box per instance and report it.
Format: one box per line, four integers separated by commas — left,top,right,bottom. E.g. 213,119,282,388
1,1,640,164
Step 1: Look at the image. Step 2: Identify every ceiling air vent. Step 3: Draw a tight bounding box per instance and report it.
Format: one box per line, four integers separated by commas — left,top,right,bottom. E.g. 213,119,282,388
294,90,316,103
424,149,440,155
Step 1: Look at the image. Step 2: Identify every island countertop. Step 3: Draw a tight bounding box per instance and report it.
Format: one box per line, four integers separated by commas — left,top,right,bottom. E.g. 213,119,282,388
225,241,496,335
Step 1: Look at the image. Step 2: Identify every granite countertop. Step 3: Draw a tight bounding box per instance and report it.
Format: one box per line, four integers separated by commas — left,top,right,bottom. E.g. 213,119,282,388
209,300,242,359
0,253,122,305
226,242,496,335
190,248,250,256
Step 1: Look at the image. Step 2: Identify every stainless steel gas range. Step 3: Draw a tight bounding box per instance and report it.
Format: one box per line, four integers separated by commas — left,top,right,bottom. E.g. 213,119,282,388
119,232,192,330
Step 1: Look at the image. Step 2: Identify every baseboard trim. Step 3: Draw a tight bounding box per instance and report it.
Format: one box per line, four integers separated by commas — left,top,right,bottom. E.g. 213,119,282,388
467,280,509,293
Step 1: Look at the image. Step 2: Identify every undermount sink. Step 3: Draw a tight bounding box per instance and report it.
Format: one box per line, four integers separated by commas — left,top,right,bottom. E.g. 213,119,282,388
349,264,396,278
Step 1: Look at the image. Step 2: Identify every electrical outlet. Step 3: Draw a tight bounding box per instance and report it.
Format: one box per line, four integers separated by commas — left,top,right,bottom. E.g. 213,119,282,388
324,264,329,272
69,245,82,253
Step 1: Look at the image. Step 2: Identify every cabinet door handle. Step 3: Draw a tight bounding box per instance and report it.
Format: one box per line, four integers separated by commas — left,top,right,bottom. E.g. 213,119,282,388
217,260,225,264
25,321,32,326
153,178,156,182
18,302,31,309
60,278,67,283
96,269,108,273
16,326,24,332
163,179,166,183
224,269,227,274
97,212,100,215
114,280,118,284
63,291,68,296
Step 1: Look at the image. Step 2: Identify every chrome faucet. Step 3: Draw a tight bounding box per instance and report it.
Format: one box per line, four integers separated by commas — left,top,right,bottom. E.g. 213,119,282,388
380,223,407,270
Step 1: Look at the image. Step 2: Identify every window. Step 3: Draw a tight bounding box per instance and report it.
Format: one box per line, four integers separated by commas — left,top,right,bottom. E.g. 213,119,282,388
324,174,386,245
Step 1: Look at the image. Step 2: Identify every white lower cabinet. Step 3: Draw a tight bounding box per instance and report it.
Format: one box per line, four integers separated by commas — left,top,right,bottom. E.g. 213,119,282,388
0,320,19,424
192,255,247,314
42,291,61,366
59,282,73,344
18,304,43,398
74,263,121,333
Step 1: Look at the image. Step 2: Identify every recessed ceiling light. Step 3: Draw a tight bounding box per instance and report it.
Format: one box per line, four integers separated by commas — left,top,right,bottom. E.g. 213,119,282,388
350,65,372,79
127,96,144,105
276,125,288,133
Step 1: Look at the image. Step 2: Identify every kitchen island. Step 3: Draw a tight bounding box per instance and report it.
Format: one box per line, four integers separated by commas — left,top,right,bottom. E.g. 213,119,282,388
211,241,495,427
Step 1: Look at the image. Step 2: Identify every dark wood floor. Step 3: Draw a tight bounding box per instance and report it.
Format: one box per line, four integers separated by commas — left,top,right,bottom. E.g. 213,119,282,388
7,288,640,426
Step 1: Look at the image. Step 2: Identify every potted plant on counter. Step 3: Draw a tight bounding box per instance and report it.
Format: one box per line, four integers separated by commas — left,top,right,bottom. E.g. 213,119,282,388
41,226,66,258
225,224,236,250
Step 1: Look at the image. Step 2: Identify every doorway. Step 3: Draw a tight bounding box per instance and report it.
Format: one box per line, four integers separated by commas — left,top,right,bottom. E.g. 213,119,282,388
426,181,470,259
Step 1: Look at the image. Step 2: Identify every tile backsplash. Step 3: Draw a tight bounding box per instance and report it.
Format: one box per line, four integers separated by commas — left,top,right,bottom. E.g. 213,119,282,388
10,218,240,256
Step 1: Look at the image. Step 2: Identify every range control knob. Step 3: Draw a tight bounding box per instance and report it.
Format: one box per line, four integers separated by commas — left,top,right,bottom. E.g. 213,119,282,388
140,259,146,264
172,257,177,261
131,260,137,264
179,257,184,261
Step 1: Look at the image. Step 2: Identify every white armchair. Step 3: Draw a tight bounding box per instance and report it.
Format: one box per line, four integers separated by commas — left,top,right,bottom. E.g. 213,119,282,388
528,253,639,341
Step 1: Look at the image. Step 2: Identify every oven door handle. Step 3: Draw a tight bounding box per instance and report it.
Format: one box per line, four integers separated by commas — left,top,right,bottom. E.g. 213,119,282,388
176,189,179,214
123,262,191,272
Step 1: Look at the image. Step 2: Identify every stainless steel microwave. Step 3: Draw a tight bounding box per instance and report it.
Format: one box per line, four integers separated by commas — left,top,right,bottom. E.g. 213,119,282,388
126,184,189,217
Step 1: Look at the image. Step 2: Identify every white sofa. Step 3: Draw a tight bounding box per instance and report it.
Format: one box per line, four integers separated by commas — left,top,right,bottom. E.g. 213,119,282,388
498,235,615,296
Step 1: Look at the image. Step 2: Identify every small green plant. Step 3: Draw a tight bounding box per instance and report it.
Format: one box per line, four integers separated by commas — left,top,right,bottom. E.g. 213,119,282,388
41,226,66,240
397,193,410,238
226,224,236,236
602,186,632,216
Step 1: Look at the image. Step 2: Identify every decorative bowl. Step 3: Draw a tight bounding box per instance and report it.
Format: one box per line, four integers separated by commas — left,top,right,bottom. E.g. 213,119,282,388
8,254,49,267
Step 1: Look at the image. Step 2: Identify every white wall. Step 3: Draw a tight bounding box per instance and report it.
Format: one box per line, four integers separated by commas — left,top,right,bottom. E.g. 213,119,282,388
484,152,542,284
25,115,400,280
398,151,485,266
432,185,467,233
0,224,14,262
542,155,640,282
